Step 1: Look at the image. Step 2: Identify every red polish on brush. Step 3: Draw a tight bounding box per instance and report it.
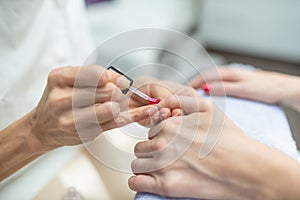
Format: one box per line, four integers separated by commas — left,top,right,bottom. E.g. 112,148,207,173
202,83,210,93
147,97,161,105
106,67,161,105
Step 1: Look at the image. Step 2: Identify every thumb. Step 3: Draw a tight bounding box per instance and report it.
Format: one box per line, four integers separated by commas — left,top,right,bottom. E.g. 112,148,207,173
100,105,154,130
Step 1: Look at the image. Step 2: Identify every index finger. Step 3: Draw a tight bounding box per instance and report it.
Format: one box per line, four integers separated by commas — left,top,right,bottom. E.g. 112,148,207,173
157,95,212,114
49,65,130,89
189,67,242,88
75,65,130,89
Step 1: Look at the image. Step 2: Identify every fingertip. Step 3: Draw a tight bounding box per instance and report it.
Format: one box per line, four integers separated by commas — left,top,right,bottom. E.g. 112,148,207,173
128,176,136,191
159,108,171,119
116,76,130,90
171,108,183,116
146,105,159,116
128,175,156,193
105,69,128,88
151,112,161,125
202,83,210,93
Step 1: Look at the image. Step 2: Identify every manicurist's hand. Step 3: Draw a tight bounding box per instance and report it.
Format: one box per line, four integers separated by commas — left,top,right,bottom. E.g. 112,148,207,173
190,67,300,110
0,65,152,180
32,65,154,148
129,95,300,200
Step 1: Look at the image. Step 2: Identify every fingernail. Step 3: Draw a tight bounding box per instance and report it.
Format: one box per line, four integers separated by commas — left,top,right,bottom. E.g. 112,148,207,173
115,117,126,126
147,97,161,105
202,83,210,93
146,106,158,116
160,108,169,119
152,113,160,123
117,76,130,90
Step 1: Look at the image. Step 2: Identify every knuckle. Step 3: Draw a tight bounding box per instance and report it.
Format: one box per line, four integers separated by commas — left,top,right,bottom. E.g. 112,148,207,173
152,137,168,151
101,102,113,115
169,95,179,105
59,95,72,108
47,92,60,111
48,66,76,86
111,90,123,102
159,179,173,197
102,82,122,102
99,102,120,118
57,115,74,130
103,82,115,96
48,68,60,81
48,89,71,111
48,67,66,86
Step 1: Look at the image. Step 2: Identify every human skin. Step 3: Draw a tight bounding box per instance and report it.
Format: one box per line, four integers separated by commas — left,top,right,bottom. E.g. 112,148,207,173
129,95,300,200
0,65,154,181
124,76,199,126
190,67,300,111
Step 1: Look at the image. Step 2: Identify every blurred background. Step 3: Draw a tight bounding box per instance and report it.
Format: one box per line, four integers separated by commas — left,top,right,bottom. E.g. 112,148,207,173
85,0,300,145
86,0,300,74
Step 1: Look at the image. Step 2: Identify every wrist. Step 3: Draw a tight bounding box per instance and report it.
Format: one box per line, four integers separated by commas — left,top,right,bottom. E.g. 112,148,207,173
252,144,300,200
278,74,300,110
218,134,300,200
0,110,54,180
23,109,55,155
